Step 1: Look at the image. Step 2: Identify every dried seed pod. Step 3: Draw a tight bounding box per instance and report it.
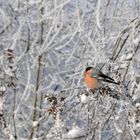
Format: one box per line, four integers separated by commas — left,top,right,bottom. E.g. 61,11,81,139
7,49,14,60
61,97,66,102
48,105,57,118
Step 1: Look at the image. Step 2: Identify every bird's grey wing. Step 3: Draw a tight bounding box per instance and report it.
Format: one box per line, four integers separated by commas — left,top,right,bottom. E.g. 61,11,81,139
98,72,119,84
90,68,101,78
99,78,119,84
90,69,119,85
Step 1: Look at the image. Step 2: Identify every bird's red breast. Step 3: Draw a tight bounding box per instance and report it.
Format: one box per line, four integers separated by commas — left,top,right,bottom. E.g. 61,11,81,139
84,70,99,90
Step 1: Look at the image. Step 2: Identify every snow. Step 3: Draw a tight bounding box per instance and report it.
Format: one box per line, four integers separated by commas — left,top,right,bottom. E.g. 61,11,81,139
80,93,90,104
65,125,86,138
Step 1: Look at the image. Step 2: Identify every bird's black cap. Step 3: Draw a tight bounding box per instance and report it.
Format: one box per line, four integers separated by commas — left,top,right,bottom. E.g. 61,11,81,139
85,67,93,72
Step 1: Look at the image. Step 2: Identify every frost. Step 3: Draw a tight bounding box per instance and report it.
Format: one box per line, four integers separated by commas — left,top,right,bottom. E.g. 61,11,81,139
114,121,123,133
133,37,140,46
96,0,102,30
135,103,140,107
32,121,38,127
0,86,6,92
67,125,86,138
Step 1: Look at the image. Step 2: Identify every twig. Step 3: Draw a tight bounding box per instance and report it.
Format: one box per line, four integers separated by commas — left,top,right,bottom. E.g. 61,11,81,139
29,55,42,139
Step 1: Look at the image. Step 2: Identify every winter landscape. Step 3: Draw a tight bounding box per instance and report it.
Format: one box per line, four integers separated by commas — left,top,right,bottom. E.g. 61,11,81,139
0,0,140,140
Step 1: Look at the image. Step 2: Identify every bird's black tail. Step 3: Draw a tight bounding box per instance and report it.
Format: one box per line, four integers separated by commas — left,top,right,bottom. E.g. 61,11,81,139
103,79,120,85
100,73,120,85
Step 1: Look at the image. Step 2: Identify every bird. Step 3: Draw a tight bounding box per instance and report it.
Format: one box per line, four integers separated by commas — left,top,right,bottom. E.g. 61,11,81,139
84,67,119,92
